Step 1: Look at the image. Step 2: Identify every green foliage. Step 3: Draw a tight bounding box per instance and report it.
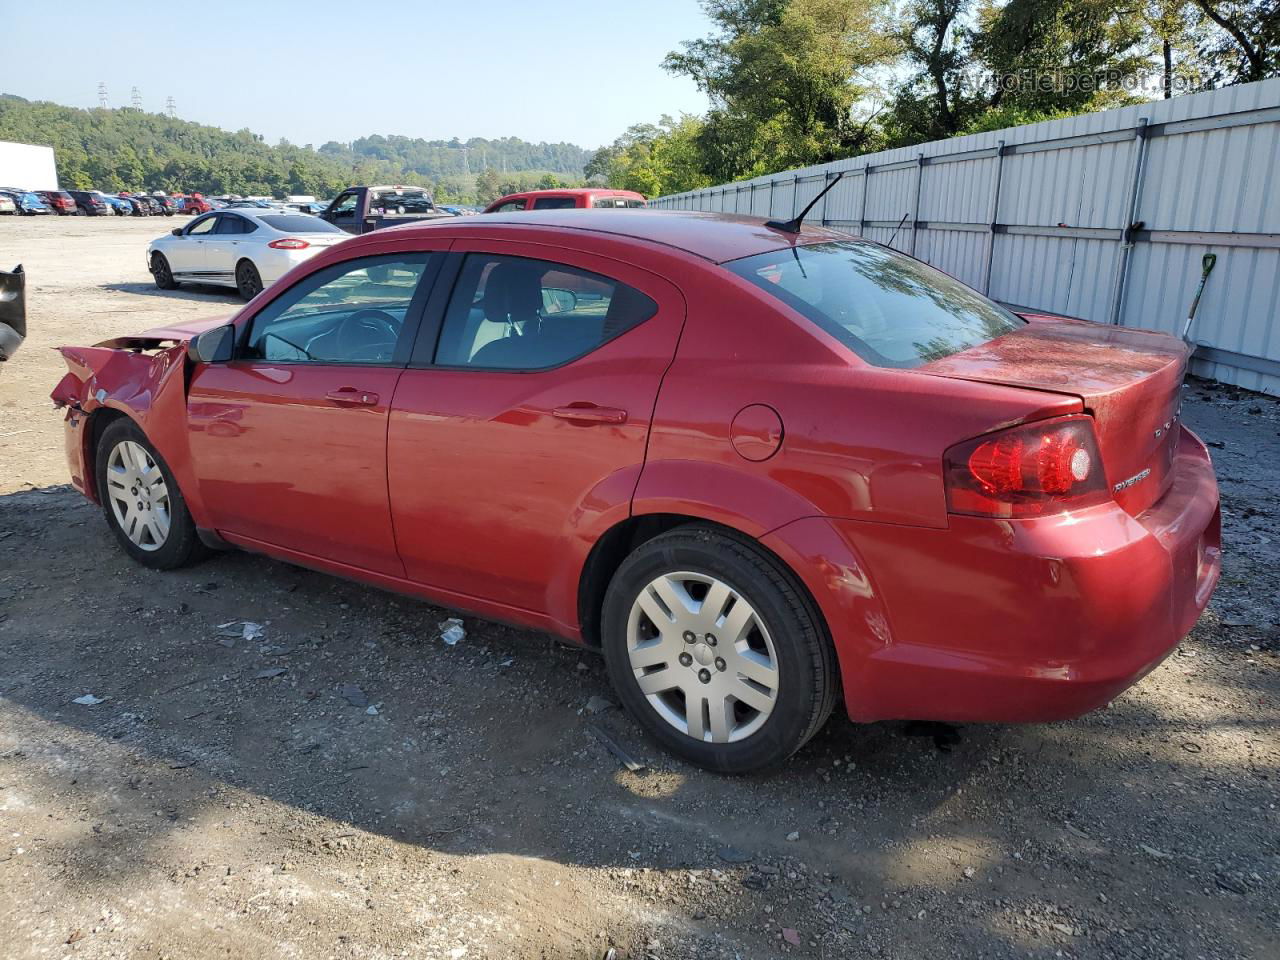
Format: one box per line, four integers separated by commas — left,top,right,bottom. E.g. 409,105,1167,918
664,0,894,180
0,94,589,203
586,116,713,197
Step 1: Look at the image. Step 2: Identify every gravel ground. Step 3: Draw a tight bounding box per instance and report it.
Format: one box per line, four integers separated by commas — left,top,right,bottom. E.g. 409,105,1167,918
1,216,1278,960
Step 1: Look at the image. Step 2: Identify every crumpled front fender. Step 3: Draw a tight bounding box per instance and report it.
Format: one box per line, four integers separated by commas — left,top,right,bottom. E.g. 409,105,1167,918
52,342,207,525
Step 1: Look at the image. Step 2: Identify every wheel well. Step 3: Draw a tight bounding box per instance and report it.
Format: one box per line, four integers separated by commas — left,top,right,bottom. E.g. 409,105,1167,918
85,408,129,499
576,513,816,649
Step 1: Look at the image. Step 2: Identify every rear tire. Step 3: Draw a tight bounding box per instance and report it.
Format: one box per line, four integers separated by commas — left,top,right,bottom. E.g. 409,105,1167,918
601,525,838,773
236,260,263,300
151,253,179,290
95,418,209,570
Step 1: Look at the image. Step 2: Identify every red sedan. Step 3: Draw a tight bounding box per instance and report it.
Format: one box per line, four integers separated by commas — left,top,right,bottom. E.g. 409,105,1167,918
51,210,1220,772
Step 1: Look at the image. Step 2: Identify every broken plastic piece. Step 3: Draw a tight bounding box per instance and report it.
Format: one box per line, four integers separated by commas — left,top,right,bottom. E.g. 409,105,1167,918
438,617,465,646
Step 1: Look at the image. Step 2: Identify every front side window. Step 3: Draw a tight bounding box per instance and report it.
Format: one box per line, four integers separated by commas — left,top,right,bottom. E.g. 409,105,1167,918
330,192,358,215
434,254,657,370
726,241,1023,368
531,196,577,210
243,254,432,364
187,215,217,235
492,199,527,212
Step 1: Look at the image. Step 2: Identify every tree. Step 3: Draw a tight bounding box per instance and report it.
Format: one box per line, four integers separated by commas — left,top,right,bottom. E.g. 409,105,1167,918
1190,0,1279,83
593,116,714,197
664,0,895,179
474,167,502,204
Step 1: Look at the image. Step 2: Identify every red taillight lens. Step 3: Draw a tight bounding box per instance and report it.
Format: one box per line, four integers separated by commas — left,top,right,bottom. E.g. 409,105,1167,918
944,415,1108,518
268,238,310,249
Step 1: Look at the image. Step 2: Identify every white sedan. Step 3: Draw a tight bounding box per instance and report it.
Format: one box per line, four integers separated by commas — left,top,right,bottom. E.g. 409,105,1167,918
147,209,349,300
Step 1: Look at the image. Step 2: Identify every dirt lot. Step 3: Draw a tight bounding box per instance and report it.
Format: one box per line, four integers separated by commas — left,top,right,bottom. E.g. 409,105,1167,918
1,215,1278,959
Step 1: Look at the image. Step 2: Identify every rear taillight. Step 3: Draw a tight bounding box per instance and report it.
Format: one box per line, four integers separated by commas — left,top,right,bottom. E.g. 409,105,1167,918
943,415,1109,518
268,238,310,250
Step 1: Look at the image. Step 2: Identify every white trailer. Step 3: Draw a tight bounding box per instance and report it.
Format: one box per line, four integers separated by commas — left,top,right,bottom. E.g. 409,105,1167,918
0,141,57,190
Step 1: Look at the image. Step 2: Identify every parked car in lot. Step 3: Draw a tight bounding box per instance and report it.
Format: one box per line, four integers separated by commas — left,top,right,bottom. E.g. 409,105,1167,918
318,185,451,234
36,190,79,215
68,190,112,216
50,210,1221,773
146,209,350,299
117,195,149,216
3,190,52,215
483,188,646,213
0,263,23,365
101,194,132,216
177,195,213,215
0,193,15,215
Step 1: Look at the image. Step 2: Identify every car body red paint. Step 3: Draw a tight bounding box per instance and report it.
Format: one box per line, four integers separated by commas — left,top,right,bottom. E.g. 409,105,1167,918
52,210,1221,732
482,188,646,213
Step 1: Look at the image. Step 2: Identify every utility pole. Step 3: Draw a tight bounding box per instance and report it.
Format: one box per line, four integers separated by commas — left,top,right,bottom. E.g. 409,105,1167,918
97,82,108,108
131,87,142,110
165,97,176,117
463,146,470,176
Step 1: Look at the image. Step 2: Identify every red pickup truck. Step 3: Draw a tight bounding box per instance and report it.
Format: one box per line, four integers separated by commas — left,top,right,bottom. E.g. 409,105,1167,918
483,188,646,213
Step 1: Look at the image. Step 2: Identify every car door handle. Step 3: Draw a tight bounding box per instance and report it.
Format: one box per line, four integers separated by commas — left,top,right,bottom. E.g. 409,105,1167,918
326,387,379,406
552,404,628,425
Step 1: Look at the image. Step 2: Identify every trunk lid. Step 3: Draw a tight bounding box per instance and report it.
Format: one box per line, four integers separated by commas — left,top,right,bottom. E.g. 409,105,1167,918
921,315,1189,516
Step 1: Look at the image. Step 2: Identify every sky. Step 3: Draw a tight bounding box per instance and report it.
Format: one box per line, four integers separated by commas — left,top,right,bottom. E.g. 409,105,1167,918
0,0,712,149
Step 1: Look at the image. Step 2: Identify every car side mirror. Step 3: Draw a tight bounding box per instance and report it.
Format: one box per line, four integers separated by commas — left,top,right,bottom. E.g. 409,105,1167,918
171,227,183,237
542,287,578,315
187,324,235,364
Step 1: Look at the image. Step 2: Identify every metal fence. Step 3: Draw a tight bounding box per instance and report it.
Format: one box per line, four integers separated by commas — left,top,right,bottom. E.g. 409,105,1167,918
651,78,1280,395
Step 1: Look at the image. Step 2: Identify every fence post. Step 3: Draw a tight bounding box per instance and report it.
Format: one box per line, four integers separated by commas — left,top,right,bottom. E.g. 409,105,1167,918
1108,118,1151,326
859,164,872,236
909,153,925,255
982,140,1006,296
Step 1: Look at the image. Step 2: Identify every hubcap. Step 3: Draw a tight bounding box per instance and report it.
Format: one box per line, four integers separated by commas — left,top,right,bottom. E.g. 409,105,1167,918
105,440,171,551
626,571,779,744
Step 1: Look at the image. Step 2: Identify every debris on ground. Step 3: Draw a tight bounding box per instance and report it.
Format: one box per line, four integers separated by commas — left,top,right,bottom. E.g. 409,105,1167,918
71,694,104,706
338,683,369,707
438,617,466,646
586,722,646,773
254,668,287,680
584,695,615,715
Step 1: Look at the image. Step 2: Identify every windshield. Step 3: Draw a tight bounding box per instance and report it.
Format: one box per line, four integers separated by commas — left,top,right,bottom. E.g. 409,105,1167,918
260,215,343,234
726,240,1023,369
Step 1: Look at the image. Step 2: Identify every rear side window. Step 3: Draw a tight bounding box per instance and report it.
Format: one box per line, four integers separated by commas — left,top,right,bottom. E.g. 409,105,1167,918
215,215,254,235
531,196,578,210
592,196,645,208
434,254,657,370
259,215,343,233
726,241,1023,368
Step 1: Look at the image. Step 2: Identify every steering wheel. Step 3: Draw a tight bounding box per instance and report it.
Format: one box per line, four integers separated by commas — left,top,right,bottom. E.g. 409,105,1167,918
335,308,400,357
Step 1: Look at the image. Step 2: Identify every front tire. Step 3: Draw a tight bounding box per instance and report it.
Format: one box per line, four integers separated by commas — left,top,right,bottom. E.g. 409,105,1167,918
151,253,179,290
95,418,208,570
601,525,838,773
236,259,263,300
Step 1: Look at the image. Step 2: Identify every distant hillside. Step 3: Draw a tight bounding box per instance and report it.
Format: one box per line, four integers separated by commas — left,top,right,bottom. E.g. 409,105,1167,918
0,94,591,202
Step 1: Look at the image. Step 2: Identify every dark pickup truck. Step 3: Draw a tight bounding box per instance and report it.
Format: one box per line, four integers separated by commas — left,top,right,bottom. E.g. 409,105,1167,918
318,185,454,234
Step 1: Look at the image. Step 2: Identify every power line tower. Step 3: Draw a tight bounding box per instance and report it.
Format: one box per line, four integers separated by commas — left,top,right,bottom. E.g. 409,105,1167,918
131,87,142,111
462,146,470,176
97,82,108,108
165,97,176,118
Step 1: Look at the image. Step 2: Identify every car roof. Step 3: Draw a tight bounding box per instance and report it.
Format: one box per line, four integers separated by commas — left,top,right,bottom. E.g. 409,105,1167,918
385,209,853,264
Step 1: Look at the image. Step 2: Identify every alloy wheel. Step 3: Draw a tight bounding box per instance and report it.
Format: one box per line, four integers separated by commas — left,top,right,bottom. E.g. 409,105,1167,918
105,440,171,552
626,571,779,743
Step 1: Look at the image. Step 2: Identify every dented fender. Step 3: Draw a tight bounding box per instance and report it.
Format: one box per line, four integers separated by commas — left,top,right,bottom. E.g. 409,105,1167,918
51,340,209,526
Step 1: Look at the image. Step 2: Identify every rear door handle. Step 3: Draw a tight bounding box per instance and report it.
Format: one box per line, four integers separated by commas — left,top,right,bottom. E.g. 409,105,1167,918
326,387,379,406
552,404,628,425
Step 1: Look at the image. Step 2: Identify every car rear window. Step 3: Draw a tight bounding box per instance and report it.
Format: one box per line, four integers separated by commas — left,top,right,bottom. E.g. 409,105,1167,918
532,196,578,210
726,240,1023,368
260,215,343,233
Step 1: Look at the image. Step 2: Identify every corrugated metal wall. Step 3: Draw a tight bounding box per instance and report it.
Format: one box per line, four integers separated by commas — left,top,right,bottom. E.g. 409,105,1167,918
651,79,1280,394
